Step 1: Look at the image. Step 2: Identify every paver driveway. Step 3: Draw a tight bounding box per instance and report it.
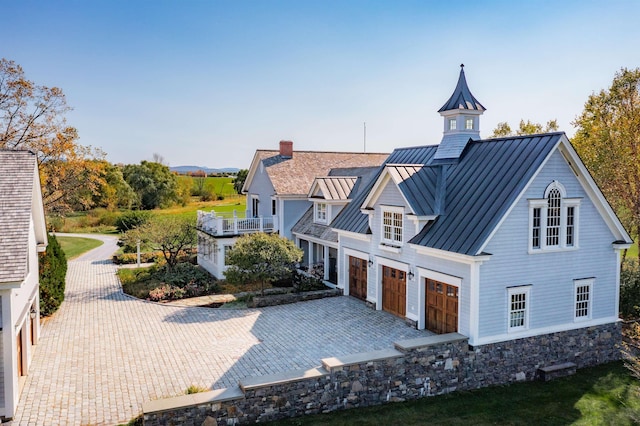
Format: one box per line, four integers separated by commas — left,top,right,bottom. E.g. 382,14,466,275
13,234,427,425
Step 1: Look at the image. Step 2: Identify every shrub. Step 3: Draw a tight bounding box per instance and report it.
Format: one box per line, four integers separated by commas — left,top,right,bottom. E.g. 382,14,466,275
620,259,640,319
115,210,152,233
148,284,185,301
113,251,164,264
39,234,68,316
185,385,208,394
89,208,119,227
47,215,65,232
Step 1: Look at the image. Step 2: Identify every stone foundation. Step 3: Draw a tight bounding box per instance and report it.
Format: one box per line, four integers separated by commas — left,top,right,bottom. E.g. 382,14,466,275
143,322,621,425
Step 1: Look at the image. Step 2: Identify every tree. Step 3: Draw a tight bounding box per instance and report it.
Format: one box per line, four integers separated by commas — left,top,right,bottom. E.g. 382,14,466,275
91,161,136,210
572,67,640,257
122,161,178,209
224,232,303,295
490,119,559,138
124,216,196,270
39,234,68,316
233,169,249,194
0,58,105,213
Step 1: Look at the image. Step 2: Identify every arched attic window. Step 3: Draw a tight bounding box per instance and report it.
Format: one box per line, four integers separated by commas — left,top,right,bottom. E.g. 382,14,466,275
529,181,580,252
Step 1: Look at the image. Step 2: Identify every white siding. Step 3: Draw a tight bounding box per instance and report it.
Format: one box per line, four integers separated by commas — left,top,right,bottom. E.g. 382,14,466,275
479,150,619,340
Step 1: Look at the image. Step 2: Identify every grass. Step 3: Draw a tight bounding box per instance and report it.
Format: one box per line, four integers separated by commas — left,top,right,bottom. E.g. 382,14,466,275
268,362,640,426
628,242,638,260
56,236,104,259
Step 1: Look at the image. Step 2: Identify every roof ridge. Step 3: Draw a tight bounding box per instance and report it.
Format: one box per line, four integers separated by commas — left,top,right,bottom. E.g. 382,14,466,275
257,149,389,155
478,131,565,143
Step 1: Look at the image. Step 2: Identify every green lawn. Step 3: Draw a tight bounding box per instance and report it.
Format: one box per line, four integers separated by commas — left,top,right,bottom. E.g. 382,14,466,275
56,236,104,259
628,242,638,259
269,362,640,426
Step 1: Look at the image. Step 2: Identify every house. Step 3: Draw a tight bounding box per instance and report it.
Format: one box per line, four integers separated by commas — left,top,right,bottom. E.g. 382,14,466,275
332,65,631,359
0,150,47,420
291,166,379,284
197,142,387,279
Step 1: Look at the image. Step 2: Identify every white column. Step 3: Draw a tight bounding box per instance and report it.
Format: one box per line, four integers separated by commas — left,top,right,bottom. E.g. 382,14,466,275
323,245,330,281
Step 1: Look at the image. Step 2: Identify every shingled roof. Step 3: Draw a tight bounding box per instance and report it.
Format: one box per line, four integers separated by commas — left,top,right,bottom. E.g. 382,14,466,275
0,150,45,284
250,150,389,196
332,133,564,255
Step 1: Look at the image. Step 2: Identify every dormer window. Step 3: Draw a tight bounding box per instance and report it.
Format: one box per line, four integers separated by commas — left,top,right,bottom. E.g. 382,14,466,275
529,181,580,252
465,117,474,130
315,202,327,224
449,118,457,130
381,206,403,247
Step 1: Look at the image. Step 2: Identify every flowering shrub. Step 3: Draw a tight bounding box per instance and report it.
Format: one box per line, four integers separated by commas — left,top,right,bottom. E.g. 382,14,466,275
148,284,186,301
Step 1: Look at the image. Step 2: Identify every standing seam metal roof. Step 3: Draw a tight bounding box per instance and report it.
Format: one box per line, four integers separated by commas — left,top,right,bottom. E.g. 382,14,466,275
332,133,563,255
438,66,486,112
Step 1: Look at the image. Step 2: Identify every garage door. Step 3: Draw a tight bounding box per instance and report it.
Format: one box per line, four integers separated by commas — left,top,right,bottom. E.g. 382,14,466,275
426,278,458,334
382,266,406,317
348,256,367,301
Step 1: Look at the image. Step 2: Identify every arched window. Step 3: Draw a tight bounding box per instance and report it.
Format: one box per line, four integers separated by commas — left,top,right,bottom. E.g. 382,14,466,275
529,181,581,252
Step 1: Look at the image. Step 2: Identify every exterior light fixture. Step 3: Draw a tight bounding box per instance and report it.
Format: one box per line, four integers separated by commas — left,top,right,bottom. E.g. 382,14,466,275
368,256,374,267
30,308,37,319
408,268,415,281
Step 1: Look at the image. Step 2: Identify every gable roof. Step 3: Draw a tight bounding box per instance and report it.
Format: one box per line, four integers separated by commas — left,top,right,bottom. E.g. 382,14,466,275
309,176,358,200
244,150,389,196
0,150,47,284
333,133,567,255
438,65,486,112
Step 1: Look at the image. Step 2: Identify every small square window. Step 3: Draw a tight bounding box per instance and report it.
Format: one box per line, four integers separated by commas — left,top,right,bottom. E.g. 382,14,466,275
315,203,327,223
449,119,457,130
465,118,474,130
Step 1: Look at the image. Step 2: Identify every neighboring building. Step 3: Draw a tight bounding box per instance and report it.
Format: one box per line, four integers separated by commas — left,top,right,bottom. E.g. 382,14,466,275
0,150,47,420
332,66,631,356
197,142,387,279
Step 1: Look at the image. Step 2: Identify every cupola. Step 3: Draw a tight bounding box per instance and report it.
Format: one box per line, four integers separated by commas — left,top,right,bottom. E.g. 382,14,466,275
434,64,485,161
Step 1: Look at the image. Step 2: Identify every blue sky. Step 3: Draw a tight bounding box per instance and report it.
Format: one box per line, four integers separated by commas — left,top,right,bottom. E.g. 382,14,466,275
3,1,639,168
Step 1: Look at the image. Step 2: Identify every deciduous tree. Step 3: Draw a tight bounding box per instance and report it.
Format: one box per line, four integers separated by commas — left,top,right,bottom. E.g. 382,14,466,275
490,119,558,138
0,58,105,213
224,232,303,295
233,169,249,194
572,67,640,257
122,161,178,209
124,216,196,270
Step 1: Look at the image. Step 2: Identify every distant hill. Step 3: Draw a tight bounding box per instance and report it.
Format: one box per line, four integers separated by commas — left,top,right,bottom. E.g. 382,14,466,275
170,165,240,175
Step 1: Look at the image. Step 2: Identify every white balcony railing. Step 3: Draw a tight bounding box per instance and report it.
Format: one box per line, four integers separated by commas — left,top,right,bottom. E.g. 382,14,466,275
197,210,277,236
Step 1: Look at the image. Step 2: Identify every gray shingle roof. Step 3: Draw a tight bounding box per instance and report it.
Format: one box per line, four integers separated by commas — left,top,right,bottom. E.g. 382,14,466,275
0,150,39,283
254,150,388,196
438,66,486,112
333,133,563,255
291,207,339,243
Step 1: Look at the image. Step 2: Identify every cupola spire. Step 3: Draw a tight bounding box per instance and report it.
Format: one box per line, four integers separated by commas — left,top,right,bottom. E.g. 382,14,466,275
434,65,486,161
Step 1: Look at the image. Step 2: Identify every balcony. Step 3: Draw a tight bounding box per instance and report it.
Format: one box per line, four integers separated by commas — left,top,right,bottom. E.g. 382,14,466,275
197,210,277,236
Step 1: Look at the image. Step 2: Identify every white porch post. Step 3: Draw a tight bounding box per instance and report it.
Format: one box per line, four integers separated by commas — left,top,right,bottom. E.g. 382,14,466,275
309,243,314,268
323,245,330,281
216,217,224,236
259,216,264,232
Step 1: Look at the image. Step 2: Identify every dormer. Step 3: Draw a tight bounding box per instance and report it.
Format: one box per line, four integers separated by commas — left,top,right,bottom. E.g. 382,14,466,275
308,176,358,224
435,64,485,161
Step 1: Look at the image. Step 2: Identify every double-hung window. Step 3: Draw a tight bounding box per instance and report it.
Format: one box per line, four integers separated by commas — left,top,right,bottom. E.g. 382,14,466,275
315,202,327,224
381,206,403,246
574,278,593,321
529,181,581,252
508,286,530,332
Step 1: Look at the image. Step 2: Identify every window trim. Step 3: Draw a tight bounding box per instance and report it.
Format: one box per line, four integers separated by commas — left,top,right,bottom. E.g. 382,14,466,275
465,117,474,130
507,286,531,332
315,202,327,224
448,118,457,130
381,205,404,247
574,278,593,321
528,181,581,253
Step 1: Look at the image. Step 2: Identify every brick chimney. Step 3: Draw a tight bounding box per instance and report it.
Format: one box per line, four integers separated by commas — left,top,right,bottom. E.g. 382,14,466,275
279,140,293,158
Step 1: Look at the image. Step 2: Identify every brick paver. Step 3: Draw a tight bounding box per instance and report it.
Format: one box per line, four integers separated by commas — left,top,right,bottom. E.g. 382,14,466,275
13,235,427,425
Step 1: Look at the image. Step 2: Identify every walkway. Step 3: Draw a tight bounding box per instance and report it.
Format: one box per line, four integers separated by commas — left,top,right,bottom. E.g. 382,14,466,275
13,235,427,425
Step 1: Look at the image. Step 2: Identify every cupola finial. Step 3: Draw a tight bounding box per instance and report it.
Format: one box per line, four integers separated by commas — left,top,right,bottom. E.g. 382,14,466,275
460,63,464,69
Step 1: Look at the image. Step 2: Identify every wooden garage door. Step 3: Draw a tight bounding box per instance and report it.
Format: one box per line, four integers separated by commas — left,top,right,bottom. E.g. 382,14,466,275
426,278,458,334
382,266,406,317
348,256,367,301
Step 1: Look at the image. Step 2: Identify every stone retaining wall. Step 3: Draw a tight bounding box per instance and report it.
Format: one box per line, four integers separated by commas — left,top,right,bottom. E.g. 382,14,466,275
143,322,621,425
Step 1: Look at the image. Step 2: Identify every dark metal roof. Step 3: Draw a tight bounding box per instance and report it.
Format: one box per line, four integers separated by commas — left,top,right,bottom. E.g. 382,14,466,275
333,133,564,255
438,65,486,112
331,146,436,233
386,165,439,216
